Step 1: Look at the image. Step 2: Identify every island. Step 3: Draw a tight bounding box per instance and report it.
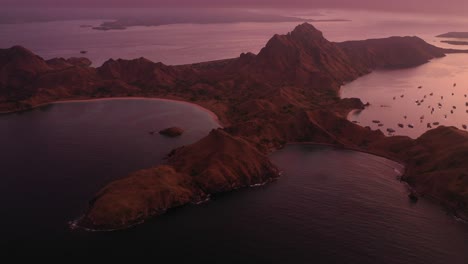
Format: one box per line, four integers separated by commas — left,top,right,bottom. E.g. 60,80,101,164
441,40,468,46
437,32,468,38
89,9,348,31
159,127,184,137
1,23,468,230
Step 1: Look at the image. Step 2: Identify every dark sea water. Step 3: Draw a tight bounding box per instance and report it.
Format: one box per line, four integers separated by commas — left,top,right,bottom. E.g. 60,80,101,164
0,99,219,253
1,101,467,262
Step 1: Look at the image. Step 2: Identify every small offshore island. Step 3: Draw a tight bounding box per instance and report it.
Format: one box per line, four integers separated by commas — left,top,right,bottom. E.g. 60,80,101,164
441,40,468,46
159,127,184,137
437,32,468,38
437,32,468,45
1,23,468,230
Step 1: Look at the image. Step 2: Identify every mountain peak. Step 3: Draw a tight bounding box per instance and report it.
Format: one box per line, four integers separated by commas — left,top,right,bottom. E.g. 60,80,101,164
290,23,325,43
292,23,321,34
0,45,51,74
1,45,40,60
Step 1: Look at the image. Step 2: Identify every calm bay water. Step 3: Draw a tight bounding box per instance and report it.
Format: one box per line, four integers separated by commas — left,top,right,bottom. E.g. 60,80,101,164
0,99,219,250
341,54,468,138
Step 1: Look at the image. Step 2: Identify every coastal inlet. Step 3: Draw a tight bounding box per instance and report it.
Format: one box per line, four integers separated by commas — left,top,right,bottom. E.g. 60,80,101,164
341,54,468,138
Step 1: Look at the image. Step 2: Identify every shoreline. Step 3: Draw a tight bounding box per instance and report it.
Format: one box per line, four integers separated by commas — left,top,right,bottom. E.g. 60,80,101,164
0,96,223,127
285,141,468,223
10,97,466,227
285,141,406,165
5,92,464,230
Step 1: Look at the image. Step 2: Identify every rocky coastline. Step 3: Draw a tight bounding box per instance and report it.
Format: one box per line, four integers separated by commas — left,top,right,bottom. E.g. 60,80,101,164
1,23,467,229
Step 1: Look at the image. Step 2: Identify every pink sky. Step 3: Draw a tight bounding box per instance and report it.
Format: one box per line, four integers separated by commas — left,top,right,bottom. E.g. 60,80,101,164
1,0,467,13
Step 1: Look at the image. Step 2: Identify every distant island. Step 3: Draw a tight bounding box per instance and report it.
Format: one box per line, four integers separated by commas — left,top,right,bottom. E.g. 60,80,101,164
1,23,468,230
436,32,468,38
441,40,468,46
88,9,348,31
93,18,349,31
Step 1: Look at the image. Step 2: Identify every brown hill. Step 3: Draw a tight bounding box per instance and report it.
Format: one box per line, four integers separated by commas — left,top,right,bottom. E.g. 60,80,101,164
251,23,365,85
80,129,279,230
404,127,468,215
0,46,52,101
338,36,446,69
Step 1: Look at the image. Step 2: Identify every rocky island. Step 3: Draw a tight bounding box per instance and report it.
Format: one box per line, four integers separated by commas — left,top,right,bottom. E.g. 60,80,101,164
437,32,468,38
159,127,184,137
1,23,468,230
89,9,346,31
441,40,468,46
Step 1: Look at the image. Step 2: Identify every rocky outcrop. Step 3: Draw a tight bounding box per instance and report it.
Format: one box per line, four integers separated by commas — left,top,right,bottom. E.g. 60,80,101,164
401,127,468,215
159,127,184,137
79,165,202,230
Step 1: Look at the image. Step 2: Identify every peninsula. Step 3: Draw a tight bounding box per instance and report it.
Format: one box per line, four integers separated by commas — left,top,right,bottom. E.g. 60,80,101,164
1,23,467,230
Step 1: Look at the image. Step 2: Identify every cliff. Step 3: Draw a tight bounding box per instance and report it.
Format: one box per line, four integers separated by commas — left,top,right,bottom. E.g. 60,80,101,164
2,23,467,229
